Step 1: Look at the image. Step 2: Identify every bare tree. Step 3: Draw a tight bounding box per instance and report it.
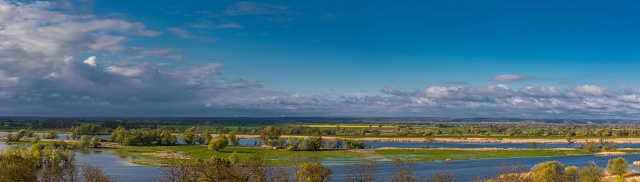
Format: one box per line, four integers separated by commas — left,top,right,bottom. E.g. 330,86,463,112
345,159,379,182
390,158,417,182
82,164,113,182
494,160,531,182
429,169,457,182
160,160,198,182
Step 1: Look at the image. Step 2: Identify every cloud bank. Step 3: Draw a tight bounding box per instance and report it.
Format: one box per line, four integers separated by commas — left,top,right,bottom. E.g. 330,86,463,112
1,1,640,118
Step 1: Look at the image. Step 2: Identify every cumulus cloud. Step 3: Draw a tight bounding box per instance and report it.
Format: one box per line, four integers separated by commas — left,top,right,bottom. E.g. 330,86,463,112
4,1,640,118
569,85,612,96
83,56,98,67
492,74,535,82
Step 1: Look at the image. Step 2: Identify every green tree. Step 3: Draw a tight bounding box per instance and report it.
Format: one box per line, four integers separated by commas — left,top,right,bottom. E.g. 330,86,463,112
578,164,603,182
606,157,628,176
183,126,198,145
203,129,212,145
228,151,240,165
295,162,332,182
208,136,229,152
31,135,41,144
529,160,564,182
78,135,91,149
0,155,38,182
227,131,238,146
584,141,596,152
161,157,247,182
327,138,343,149
564,165,579,182
345,139,366,149
91,136,102,148
302,135,323,151
260,126,282,147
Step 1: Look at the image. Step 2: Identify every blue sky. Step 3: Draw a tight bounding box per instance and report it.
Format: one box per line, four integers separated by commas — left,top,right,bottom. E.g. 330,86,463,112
1,0,640,118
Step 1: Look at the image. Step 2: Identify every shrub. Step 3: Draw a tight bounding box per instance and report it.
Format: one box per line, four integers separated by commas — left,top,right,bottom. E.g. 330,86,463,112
578,162,603,182
564,165,579,182
295,162,332,182
529,160,564,182
208,136,229,152
607,157,628,176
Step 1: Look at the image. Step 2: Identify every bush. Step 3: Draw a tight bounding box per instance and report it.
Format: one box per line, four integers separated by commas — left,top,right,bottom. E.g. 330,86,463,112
607,157,628,176
578,164,603,182
260,126,283,147
295,162,332,182
564,166,579,182
344,140,366,149
78,135,91,149
208,136,229,152
0,155,38,182
529,160,564,182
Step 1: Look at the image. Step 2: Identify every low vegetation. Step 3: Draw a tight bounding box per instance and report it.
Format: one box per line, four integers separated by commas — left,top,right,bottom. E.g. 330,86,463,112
4,119,640,181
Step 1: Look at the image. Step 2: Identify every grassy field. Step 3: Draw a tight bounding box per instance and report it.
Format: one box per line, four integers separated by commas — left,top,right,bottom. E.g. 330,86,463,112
110,144,634,166
115,145,373,166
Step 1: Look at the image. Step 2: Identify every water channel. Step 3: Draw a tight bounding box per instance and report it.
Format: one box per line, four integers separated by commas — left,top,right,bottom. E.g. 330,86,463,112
3,132,640,181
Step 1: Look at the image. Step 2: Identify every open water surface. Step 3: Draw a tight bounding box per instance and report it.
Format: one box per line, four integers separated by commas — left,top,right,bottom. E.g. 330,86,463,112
5,132,640,181
3,140,640,181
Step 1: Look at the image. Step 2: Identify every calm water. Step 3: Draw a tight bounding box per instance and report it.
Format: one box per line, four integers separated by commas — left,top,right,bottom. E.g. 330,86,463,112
2,140,640,182
4,132,640,181
327,154,640,181
75,150,164,182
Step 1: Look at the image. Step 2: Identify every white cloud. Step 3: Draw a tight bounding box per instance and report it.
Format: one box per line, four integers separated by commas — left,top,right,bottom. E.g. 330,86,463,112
106,66,143,77
4,0,640,118
492,74,535,82
83,56,98,67
570,85,611,96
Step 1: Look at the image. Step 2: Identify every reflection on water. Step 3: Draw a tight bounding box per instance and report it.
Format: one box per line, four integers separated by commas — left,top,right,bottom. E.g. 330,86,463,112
328,154,640,181
5,135,640,181
74,149,164,182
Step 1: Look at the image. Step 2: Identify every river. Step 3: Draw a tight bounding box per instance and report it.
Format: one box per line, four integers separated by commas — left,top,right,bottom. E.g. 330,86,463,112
3,132,640,181
3,142,640,181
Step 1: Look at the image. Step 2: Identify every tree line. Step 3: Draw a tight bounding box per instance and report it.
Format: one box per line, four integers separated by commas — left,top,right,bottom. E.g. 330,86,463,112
0,140,112,182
